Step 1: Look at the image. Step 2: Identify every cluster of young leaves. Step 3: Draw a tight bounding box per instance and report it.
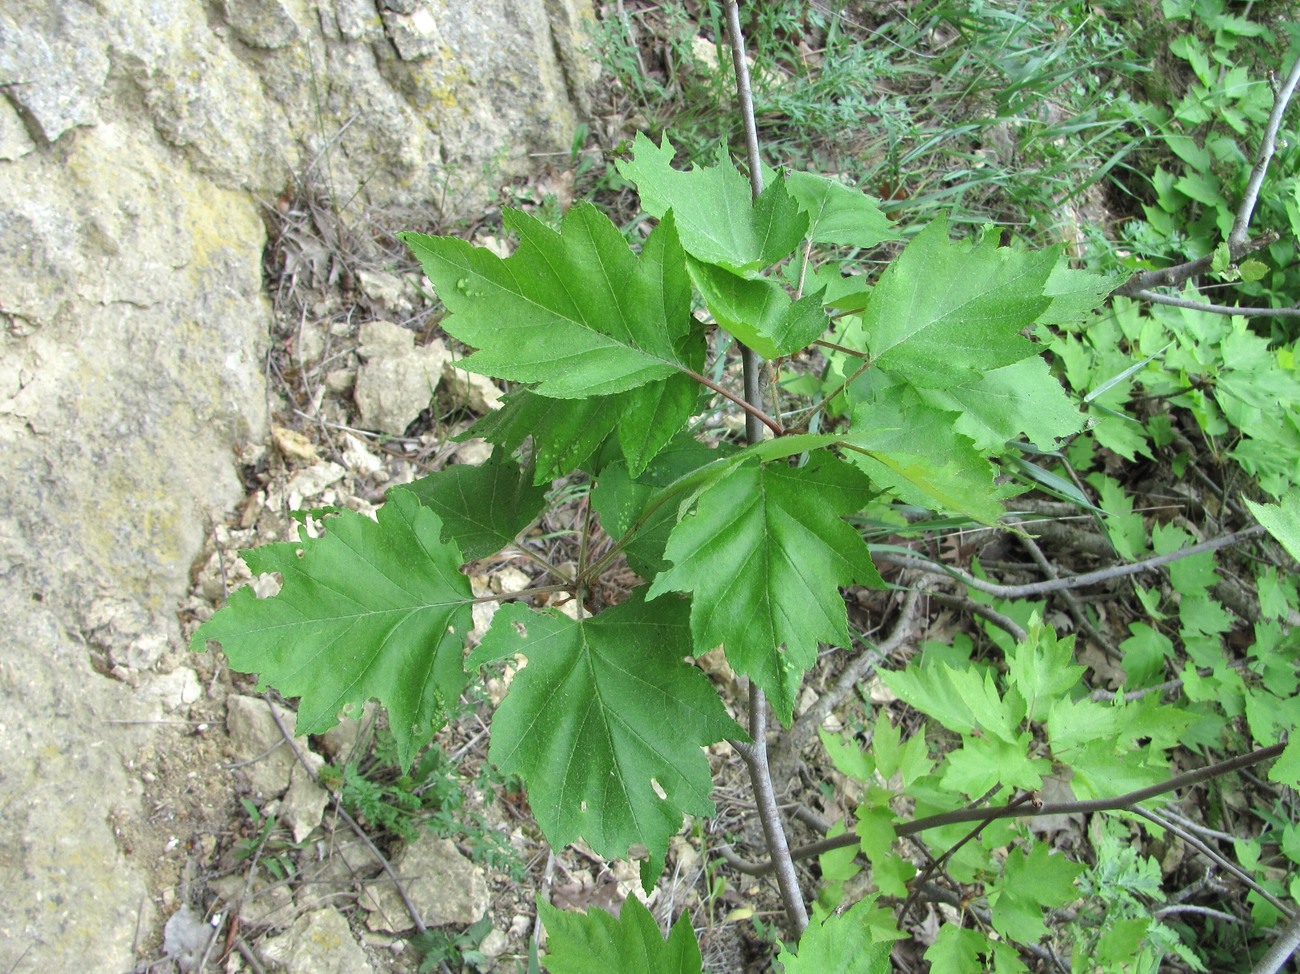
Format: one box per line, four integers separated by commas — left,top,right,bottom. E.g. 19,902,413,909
1036,284,1300,760
1118,0,1300,318
931,568,1300,967
192,133,1126,967
817,616,1206,972
1047,294,1300,497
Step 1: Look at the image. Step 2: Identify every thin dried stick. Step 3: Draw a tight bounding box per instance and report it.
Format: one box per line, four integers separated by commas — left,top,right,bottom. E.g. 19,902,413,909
773,581,927,776
1135,806,1291,918
261,695,429,936
1132,288,1300,317
721,743,1286,875
1252,909,1300,974
875,524,1266,599
1230,51,1300,248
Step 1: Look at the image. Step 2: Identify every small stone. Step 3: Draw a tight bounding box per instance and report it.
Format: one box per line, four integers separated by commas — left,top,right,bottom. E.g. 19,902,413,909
281,760,328,843
862,676,896,704
479,928,509,960
163,904,213,970
356,268,412,312
286,461,347,505
317,700,378,762
272,426,319,462
490,567,531,595
452,438,494,466
441,365,503,413
325,369,355,394
209,873,295,929
296,323,328,365
224,695,302,798
340,433,385,476
508,913,531,938
354,322,452,435
359,835,489,930
144,668,203,712
260,908,378,974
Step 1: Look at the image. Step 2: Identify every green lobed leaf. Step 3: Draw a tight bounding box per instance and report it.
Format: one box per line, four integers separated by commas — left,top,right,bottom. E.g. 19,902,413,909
989,844,1084,944
783,170,901,249
1121,622,1176,688
916,356,1085,453
941,733,1047,796
466,355,704,483
538,896,702,974
1153,522,1218,596
687,257,829,359
590,435,735,578
818,819,864,900
400,204,693,398
1039,260,1124,325
646,453,883,722
399,457,548,561
1269,737,1300,788
1088,473,1148,560
776,897,895,974
1246,489,1300,562
1006,618,1084,718
468,594,742,868
820,728,875,782
843,391,1010,524
880,659,1021,744
616,133,807,275
191,490,473,769
855,805,912,897
862,218,1055,387
925,926,992,974
1067,739,1169,800
469,389,617,483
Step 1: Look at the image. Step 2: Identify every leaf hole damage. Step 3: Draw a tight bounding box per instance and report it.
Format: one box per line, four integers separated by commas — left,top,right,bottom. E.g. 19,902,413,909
650,777,667,800
512,620,528,638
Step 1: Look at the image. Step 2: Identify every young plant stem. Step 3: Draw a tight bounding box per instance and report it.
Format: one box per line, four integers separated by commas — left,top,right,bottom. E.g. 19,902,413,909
722,0,809,938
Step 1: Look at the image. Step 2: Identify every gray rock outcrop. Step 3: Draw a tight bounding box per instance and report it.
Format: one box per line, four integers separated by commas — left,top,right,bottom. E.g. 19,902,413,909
0,1,594,970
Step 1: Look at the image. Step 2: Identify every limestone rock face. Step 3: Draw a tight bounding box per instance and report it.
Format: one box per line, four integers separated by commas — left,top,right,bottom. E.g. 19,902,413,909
0,0,595,207
0,1,595,971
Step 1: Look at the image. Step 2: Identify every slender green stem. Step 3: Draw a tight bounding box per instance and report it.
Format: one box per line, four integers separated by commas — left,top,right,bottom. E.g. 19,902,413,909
508,541,577,589
814,339,871,358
